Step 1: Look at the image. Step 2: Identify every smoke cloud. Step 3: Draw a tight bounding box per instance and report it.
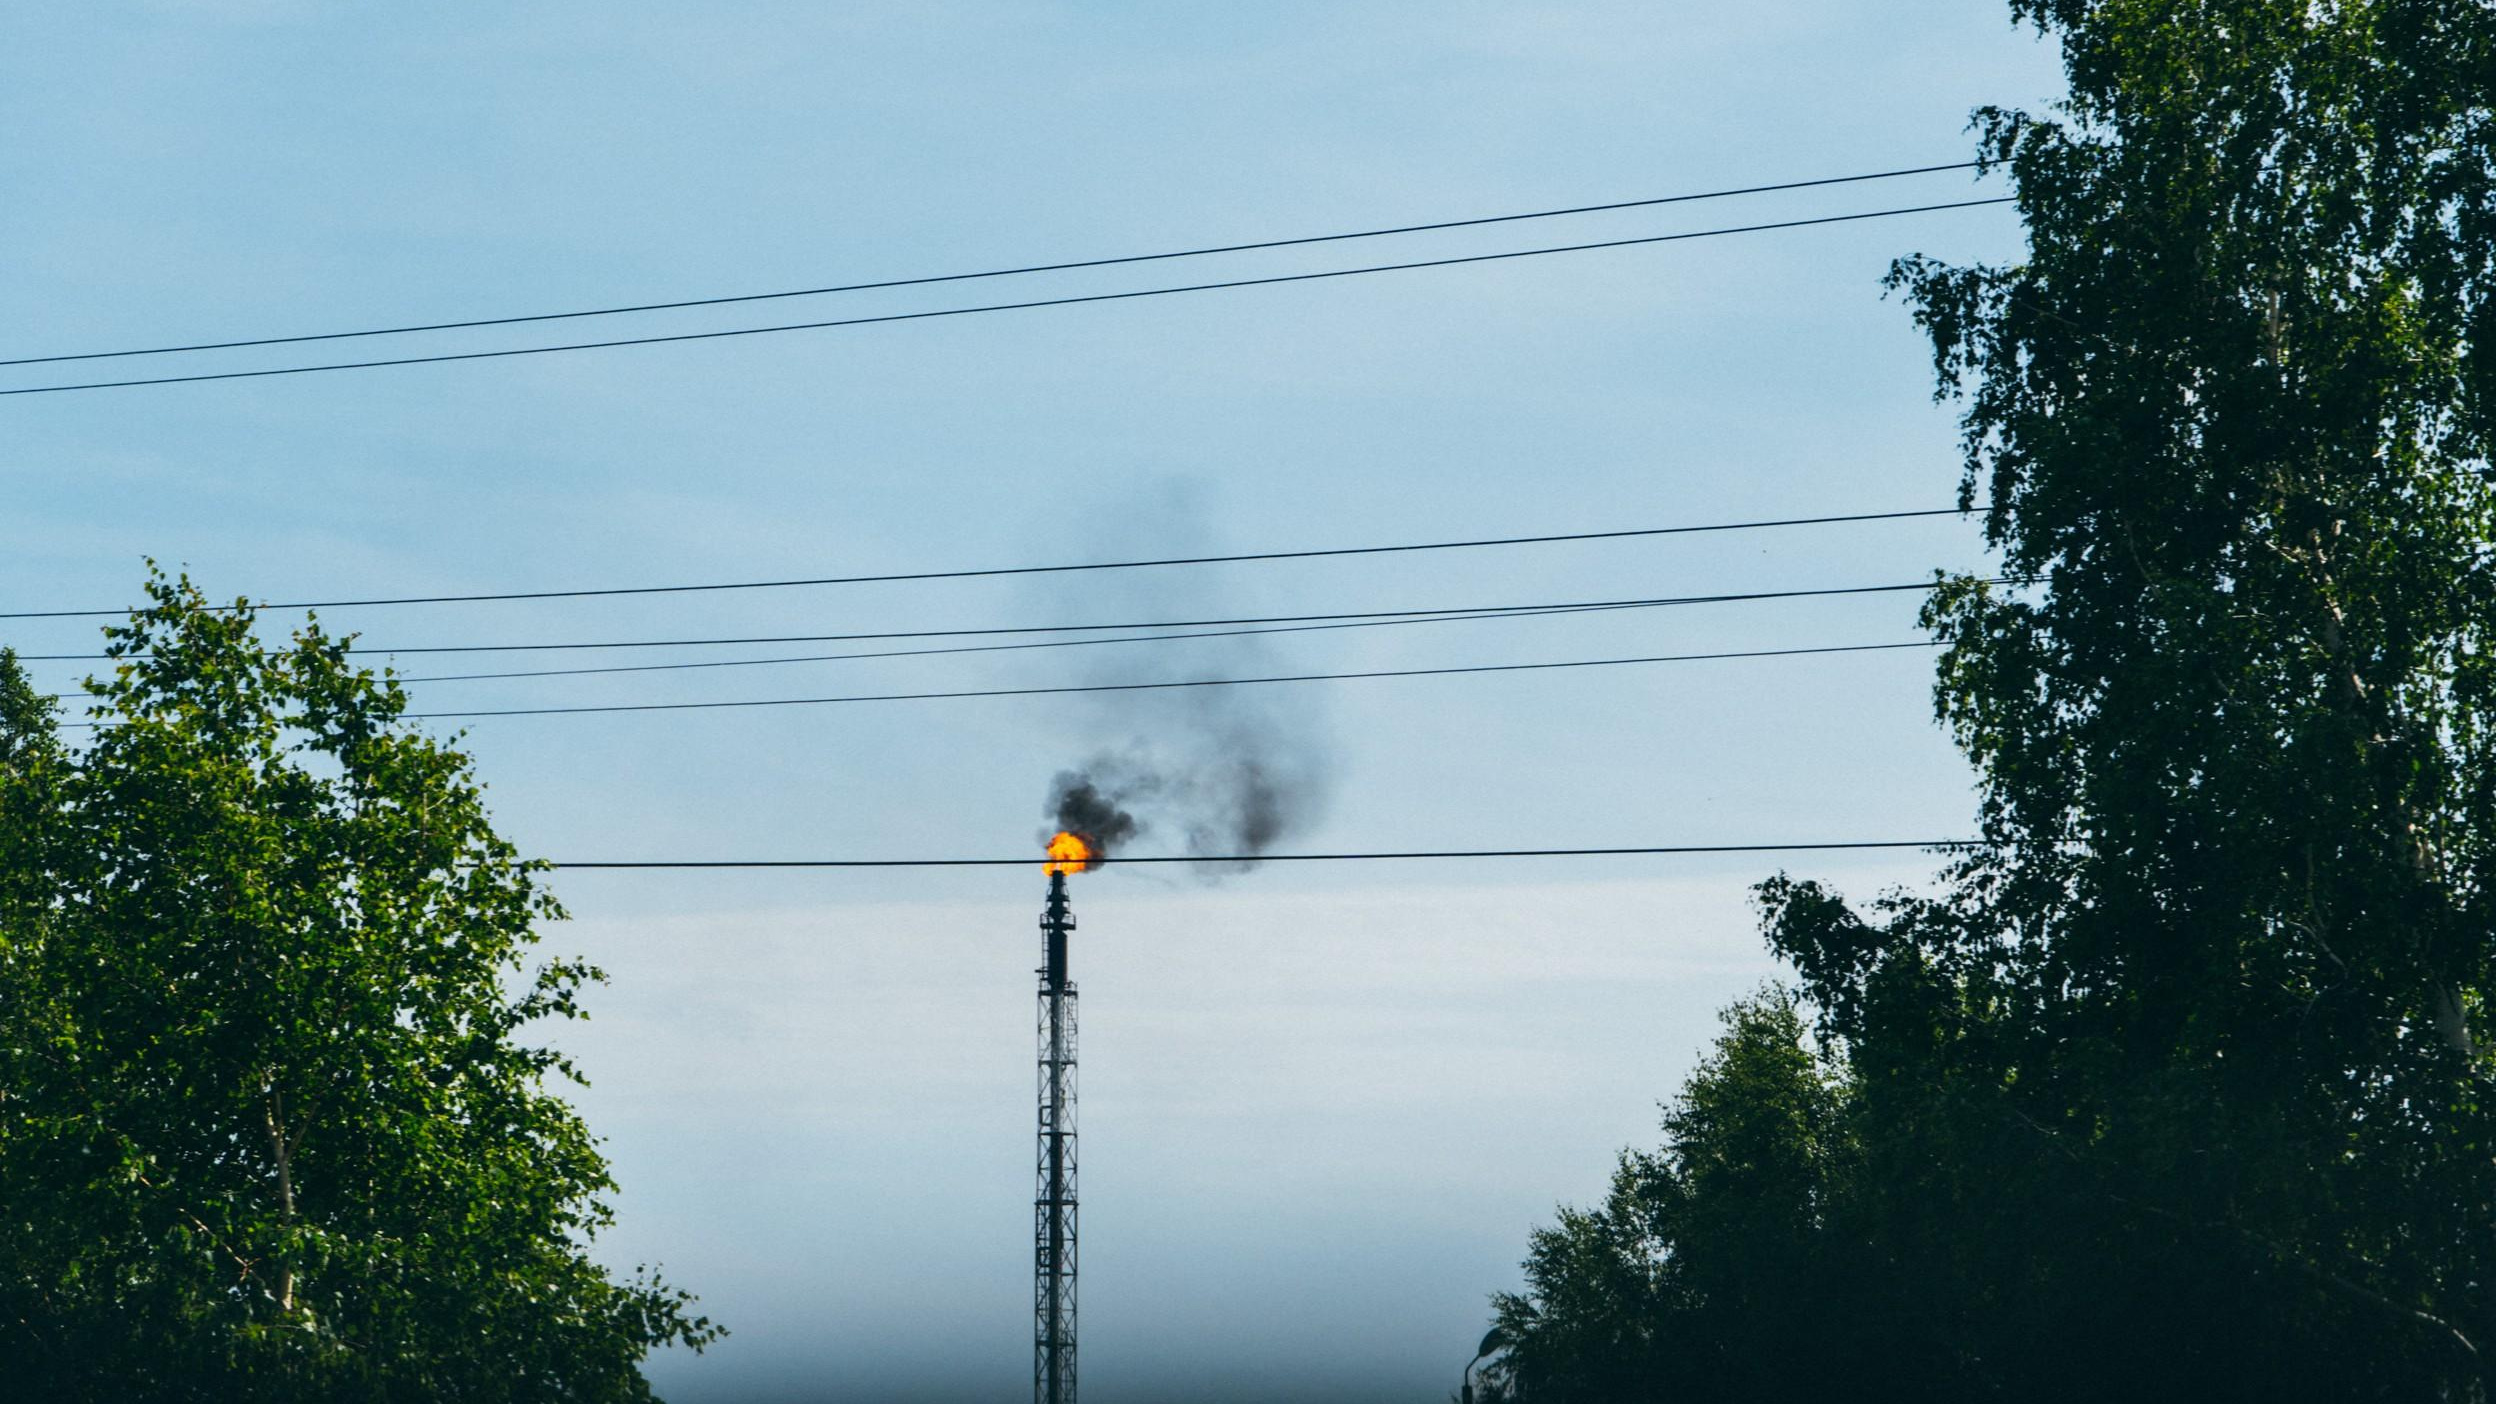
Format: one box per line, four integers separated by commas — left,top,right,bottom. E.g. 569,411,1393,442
1047,773,1143,854
1036,486,1335,880
1044,709,1329,878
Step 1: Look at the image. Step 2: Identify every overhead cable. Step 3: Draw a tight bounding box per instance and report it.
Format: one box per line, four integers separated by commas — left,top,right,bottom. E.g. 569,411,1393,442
0,198,2013,396
21,578,1987,661
36,598,1688,699
390,597,1694,683
0,506,1972,621
0,161,1982,370
551,840,1987,870
50,640,1938,728
396,639,1941,720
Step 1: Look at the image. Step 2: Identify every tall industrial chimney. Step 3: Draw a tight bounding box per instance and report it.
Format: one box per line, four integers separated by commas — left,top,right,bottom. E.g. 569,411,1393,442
1035,841,1084,1404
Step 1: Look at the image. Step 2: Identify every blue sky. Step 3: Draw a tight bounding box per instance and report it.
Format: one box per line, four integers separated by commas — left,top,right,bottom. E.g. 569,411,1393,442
3,4,2063,1399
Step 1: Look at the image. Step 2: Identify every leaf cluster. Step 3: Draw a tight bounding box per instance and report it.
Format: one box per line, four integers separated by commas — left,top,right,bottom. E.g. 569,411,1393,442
0,574,719,1400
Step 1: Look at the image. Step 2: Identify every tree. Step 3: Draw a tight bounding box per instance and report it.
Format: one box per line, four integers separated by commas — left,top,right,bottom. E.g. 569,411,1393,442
1767,0,2496,1393
0,574,719,1399
1483,1,2496,1396
1479,992,1880,1404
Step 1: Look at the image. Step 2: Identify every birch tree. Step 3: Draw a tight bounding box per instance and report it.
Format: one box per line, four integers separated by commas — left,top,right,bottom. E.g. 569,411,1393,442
0,576,718,1399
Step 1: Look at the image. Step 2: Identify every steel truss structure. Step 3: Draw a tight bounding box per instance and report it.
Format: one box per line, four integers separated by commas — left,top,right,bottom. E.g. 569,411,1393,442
1035,871,1079,1404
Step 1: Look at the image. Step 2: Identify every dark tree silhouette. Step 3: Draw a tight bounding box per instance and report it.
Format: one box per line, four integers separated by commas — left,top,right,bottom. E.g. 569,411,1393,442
1482,1,2496,1396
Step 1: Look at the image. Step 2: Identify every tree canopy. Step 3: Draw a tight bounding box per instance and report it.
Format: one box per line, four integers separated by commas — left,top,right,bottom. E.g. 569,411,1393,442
0,575,718,1399
1481,993,1872,1403
1480,1,2496,1397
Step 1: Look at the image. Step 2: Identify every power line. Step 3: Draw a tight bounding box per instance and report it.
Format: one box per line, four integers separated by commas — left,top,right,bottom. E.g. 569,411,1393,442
390,598,1690,683
392,639,1940,720
0,506,1972,621
1,197,2013,397
550,839,1986,870
36,598,1690,699
51,640,1933,728
21,579,1977,661
0,161,1983,370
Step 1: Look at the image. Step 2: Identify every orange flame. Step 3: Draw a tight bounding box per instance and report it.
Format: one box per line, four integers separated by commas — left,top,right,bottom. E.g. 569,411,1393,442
1044,830,1097,876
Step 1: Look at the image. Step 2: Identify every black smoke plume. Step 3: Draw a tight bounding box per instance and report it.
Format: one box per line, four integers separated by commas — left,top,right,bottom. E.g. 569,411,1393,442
1047,775,1143,854
1035,482,1335,880
1043,711,1331,880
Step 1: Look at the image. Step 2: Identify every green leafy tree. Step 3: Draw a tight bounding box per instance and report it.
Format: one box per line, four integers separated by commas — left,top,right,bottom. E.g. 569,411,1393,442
1480,992,1879,1403
1483,1,2496,1397
0,575,719,1399
1766,0,2496,1394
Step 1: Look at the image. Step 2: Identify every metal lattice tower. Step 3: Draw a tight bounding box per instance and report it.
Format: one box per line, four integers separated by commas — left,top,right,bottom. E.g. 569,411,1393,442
1035,870,1079,1404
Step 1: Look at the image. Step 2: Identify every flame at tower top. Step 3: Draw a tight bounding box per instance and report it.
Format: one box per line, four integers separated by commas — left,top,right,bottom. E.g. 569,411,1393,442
1044,830,1098,876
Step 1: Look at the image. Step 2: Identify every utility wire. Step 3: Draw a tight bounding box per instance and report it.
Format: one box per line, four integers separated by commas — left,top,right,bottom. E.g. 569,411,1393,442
36,598,1686,700
0,506,1971,621
53,641,1935,728
394,639,1940,720
0,197,2013,396
22,579,1983,661
551,839,1986,869
0,161,1982,370
392,597,1687,683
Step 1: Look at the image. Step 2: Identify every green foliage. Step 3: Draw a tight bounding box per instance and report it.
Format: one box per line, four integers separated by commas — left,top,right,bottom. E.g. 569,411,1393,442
1482,2,2496,1397
0,574,719,1400
1480,993,1883,1404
